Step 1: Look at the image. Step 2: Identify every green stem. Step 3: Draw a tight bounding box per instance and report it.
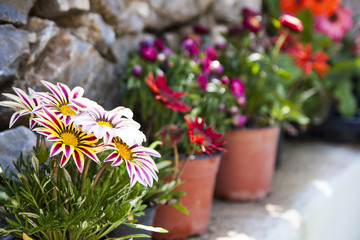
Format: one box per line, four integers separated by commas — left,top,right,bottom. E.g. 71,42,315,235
91,162,111,191
175,149,195,181
172,145,179,181
53,155,61,201
272,30,288,58
80,159,91,195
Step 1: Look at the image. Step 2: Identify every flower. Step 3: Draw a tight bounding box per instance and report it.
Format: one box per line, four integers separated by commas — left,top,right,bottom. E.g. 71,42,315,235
279,14,304,32
73,106,145,145
154,38,165,51
314,6,353,42
145,71,191,113
242,7,260,16
280,0,309,15
233,114,247,128
157,124,185,148
197,73,208,91
184,116,226,155
133,65,142,76
230,78,246,98
288,43,330,77
182,38,200,57
204,46,218,60
103,137,160,187
307,0,341,17
243,15,262,33
36,80,90,126
140,45,158,62
33,107,100,173
193,24,210,34
0,87,41,129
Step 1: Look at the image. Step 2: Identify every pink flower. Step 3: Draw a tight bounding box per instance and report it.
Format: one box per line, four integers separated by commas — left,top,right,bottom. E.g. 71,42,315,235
279,14,303,32
219,103,226,112
230,78,246,98
233,114,247,128
237,96,247,107
197,73,208,91
200,56,212,74
314,6,353,42
221,76,230,85
140,45,158,62
133,65,142,76
182,38,200,57
210,60,224,75
230,106,239,115
205,46,218,60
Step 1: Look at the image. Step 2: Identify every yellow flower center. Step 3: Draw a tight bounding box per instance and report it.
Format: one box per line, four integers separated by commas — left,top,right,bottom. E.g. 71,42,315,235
61,132,79,146
59,104,76,116
114,139,132,161
97,120,113,128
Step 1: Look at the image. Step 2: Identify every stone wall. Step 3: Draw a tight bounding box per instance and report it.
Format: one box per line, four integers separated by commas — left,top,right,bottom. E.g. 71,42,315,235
0,0,262,131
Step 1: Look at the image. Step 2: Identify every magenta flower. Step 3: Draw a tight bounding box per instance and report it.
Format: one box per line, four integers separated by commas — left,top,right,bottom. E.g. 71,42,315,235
219,103,226,112
230,78,246,98
233,114,247,128
221,76,230,85
210,60,224,75
200,56,212,74
154,38,165,51
182,38,200,57
242,7,260,16
237,96,247,107
194,24,210,34
205,46,218,60
133,65,142,76
140,45,158,62
314,6,353,42
197,73,208,91
215,42,227,51
230,106,239,115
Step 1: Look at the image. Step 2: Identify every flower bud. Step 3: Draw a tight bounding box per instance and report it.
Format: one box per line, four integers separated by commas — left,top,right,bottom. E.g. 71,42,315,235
279,14,303,32
132,65,142,76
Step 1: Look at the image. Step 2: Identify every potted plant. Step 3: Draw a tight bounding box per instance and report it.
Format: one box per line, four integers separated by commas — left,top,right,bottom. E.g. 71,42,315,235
209,8,312,201
120,37,227,239
0,81,166,239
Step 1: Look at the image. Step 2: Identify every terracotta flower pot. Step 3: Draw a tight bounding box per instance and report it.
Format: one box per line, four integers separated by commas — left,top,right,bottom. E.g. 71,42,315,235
215,126,280,201
152,154,222,240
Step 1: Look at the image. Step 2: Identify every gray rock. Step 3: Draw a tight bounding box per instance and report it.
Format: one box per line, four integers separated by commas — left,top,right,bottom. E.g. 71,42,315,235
0,0,35,25
0,126,36,175
56,13,115,58
0,24,29,84
31,0,90,18
27,17,60,65
23,29,119,110
146,0,215,30
211,0,262,23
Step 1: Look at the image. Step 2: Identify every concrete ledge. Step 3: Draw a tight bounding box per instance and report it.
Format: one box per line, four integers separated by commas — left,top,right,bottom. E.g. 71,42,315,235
189,140,360,240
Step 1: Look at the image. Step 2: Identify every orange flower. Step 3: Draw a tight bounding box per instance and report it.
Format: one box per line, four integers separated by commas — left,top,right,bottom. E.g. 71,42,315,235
280,0,310,14
288,43,329,78
307,0,341,17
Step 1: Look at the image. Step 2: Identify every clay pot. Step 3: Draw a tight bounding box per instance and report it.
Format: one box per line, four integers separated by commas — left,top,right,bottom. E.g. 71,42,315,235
152,153,222,240
215,126,280,201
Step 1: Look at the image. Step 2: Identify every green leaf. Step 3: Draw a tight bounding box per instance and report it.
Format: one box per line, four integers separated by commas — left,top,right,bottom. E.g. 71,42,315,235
296,9,314,42
171,202,189,215
334,79,357,117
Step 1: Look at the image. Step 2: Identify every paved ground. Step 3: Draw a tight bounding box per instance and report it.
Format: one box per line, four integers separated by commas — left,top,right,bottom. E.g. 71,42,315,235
187,140,360,240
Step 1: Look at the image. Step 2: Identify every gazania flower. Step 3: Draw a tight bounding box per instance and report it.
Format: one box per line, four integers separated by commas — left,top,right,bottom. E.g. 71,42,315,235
307,0,341,17
280,0,309,15
33,108,100,173
103,137,160,187
0,87,41,129
288,43,329,78
184,116,226,155
243,15,262,33
145,71,191,113
314,6,353,42
37,80,92,126
279,14,303,32
73,106,145,145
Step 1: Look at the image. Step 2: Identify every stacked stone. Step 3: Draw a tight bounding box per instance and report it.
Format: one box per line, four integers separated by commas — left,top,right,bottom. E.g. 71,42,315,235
0,0,261,130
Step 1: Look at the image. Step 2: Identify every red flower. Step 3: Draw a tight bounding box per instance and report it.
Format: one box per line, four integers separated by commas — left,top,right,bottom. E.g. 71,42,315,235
243,15,262,33
184,116,226,155
279,14,303,32
145,72,191,113
307,0,341,17
288,43,329,78
157,124,185,148
280,0,309,15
